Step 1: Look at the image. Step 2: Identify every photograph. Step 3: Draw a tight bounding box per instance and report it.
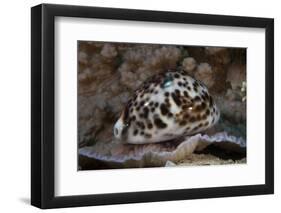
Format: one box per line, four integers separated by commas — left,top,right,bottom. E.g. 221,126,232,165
30,2,274,209
78,42,247,170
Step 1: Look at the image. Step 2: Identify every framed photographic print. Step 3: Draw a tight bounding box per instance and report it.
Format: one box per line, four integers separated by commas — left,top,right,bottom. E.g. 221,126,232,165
31,3,274,209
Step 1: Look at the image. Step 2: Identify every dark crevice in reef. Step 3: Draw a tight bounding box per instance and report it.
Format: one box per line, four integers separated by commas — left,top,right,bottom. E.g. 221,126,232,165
195,144,246,161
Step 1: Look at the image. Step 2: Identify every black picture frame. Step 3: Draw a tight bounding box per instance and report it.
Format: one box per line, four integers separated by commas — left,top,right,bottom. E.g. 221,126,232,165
31,3,274,209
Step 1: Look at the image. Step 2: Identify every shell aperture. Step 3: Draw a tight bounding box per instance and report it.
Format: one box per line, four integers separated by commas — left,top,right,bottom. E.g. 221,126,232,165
113,71,220,144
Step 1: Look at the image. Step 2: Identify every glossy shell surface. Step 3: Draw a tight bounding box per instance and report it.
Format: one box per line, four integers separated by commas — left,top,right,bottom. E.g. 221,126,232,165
114,71,220,144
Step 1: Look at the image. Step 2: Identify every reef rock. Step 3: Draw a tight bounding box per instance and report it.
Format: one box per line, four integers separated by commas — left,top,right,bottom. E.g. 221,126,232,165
79,132,246,169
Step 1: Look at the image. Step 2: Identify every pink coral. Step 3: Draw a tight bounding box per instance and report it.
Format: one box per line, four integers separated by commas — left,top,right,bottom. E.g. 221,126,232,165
100,44,117,58
195,63,215,88
182,57,197,74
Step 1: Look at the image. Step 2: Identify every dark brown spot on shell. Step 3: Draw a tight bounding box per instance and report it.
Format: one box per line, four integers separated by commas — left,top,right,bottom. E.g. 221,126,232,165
193,126,199,131
174,73,180,78
166,102,171,108
179,120,187,126
133,129,138,136
209,96,213,107
123,105,130,123
198,81,204,87
143,107,149,119
144,133,152,138
201,102,207,110
147,122,153,129
136,121,145,129
168,112,173,117
202,91,209,101
193,96,201,102
172,93,181,106
189,116,196,122
154,117,167,129
184,114,190,119
160,104,169,116
201,113,207,120
128,100,133,107
139,100,145,107
193,81,199,88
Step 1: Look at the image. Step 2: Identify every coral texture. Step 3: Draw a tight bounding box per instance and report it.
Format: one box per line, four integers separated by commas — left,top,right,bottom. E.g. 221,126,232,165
79,132,245,169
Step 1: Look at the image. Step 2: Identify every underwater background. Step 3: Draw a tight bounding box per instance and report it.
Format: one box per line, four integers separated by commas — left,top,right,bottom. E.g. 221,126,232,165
78,42,246,170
